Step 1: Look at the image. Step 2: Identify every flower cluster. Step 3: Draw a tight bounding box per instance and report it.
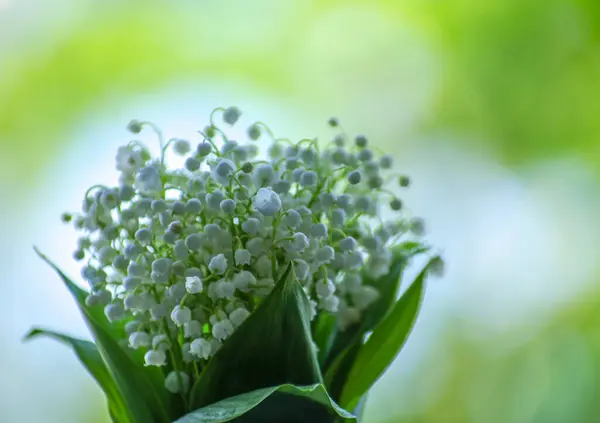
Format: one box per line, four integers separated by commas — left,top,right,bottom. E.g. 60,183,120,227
62,107,425,394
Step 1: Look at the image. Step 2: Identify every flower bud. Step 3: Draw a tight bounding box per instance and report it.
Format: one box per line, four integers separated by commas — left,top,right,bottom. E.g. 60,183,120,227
144,349,166,366
223,106,241,125
165,371,190,394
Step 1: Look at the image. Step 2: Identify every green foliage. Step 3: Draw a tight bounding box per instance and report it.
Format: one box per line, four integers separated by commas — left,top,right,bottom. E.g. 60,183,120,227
28,248,432,422
176,384,355,423
189,264,322,409
24,328,128,422
33,249,171,423
322,243,430,401
340,260,431,411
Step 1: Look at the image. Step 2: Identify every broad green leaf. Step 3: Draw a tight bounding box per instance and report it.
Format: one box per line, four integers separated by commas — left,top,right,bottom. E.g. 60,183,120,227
190,264,322,409
325,242,429,369
176,384,355,423
35,249,171,423
339,260,432,411
313,313,338,366
323,341,361,402
24,328,130,423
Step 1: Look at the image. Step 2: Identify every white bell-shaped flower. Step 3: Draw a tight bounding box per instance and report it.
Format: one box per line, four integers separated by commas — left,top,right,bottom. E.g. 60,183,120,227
185,276,203,294
144,349,166,366
165,371,190,394
253,187,282,216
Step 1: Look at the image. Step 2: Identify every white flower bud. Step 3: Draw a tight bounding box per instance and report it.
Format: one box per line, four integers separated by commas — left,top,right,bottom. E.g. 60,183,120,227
294,260,310,281
212,319,235,341
150,303,168,320
223,106,241,125
235,249,251,266
152,334,170,351
428,256,445,277
137,293,155,311
300,171,317,187
336,194,353,210
129,331,150,349
339,236,357,252
347,170,361,185
174,240,189,260
255,255,272,277
363,160,379,178
310,223,328,238
124,320,142,334
186,198,202,214
284,210,301,228
368,175,384,189
229,307,250,327
316,278,336,298
233,270,256,291
331,148,347,165
184,320,203,338
338,306,361,330
134,228,152,245
152,258,173,275
208,253,228,275
245,238,263,256
357,148,373,162
123,294,142,310
253,163,276,187
331,208,346,227
247,123,261,140
172,138,191,155
185,276,203,294
272,180,291,195
167,282,186,303
185,157,201,172
215,280,236,299
124,243,143,260
291,168,305,182
144,349,166,366
104,303,124,322
185,233,204,251
315,246,335,264
380,154,393,169
253,187,282,216
165,371,190,394
289,232,309,252
190,337,212,360
212,159,236,185
203,223,223,239
197,142,213,156
116,147,142,175
135,165,162,195
355,134,368,148
320,295,340,313
171,305,192,326
242,218,261,235
352,285,380,310
343,273,362,293
206,190,225,210
220,198,236,214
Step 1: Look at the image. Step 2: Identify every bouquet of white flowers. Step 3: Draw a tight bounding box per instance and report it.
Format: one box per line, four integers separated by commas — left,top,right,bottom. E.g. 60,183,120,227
26,107,442,422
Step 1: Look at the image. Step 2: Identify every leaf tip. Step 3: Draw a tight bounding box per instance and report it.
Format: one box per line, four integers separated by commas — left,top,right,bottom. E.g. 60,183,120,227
23,327,42,342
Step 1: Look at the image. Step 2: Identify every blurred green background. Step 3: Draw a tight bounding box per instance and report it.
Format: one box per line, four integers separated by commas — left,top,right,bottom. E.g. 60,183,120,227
2,0,600,422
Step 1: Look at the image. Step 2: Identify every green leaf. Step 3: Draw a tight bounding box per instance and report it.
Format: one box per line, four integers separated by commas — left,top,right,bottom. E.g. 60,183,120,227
176,384,355,423
34,248,171,423
313,313,338,366
24,328,130,423
324,242,429,371
339,260,432,411
190,263,322,409
322,242,430,401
